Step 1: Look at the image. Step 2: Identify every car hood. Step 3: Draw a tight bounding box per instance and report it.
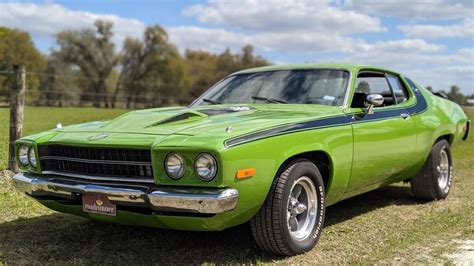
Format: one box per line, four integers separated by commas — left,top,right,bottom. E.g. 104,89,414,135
56,104,344,140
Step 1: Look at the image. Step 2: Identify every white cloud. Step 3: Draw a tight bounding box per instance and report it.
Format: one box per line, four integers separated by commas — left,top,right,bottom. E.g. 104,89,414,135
168,26,248,52
322,47,474,93
168,26,369,54
0,1,472,94
173,0,390,55
344,0,474,20
169,25,446,56
334,46,470,68
0,3,146,49
399,18,474,38
354,39,446,53
409,65,474,94
183,0,385,34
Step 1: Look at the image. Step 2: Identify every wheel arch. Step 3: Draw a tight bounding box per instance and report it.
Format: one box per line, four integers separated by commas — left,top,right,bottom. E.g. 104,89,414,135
435,133,454,146
276,150,333,192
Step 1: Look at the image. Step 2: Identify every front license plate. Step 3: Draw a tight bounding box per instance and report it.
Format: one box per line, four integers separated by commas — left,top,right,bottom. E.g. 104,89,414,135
83,194,116,216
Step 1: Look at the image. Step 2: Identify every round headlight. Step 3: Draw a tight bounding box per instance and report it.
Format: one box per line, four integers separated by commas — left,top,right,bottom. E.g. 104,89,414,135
18,145,29,166
165,153,185,179
28,147,37,167
195,153,217,181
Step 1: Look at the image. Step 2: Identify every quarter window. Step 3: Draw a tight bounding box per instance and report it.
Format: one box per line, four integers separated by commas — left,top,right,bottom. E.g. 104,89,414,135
387,74,408,104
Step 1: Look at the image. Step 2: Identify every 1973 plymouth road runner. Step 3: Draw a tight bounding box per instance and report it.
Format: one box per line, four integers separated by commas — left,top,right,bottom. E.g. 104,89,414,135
13,64,470,255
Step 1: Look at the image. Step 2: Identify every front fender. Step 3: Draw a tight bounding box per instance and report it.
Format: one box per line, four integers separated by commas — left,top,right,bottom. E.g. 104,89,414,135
219,123,353,226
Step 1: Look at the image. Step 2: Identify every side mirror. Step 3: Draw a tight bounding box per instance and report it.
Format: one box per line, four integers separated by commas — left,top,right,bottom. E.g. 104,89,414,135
366,94,384,115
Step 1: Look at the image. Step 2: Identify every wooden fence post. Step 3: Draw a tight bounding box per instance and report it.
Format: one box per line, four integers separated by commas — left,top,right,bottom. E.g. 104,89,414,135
8,65,26,172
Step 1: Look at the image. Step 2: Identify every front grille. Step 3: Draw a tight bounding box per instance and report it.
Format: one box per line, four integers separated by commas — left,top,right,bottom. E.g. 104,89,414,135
38,145,153,181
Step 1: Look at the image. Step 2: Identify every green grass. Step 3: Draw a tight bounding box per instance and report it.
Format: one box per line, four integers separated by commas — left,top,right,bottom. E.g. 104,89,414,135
0,107,129,170
0,107,473,264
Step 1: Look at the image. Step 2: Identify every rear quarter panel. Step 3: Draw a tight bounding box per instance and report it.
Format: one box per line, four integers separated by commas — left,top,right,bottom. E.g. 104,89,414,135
408,84,468,174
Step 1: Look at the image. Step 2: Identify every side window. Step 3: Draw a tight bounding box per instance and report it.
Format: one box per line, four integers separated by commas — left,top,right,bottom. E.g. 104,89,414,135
354,72,396,107
387,74,408,104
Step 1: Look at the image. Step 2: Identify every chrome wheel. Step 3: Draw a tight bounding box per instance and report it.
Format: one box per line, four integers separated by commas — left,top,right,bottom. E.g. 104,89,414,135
287,176,317,241
437,148,450,190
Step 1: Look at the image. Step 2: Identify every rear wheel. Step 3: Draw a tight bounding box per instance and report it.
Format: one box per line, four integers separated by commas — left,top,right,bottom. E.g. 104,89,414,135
411,139,452,200
250,159,325,256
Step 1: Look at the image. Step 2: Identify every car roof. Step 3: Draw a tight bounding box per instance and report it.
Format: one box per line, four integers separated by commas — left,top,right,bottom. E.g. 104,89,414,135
232,63,400,76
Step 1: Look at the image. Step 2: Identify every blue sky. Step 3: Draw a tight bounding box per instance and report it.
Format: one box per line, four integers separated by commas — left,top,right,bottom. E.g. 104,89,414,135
1,0,473,94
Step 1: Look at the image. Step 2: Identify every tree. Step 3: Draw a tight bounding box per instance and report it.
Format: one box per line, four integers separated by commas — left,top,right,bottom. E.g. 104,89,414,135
240,45,268,69
0,27,46,101
39,55,84,106
447,85,466,105
185,45,270,98
184,50,219,97
54,20,118,107
115,25,187,108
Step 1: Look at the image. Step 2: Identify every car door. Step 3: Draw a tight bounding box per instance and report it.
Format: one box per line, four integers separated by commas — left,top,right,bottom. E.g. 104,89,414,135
345,70,417,192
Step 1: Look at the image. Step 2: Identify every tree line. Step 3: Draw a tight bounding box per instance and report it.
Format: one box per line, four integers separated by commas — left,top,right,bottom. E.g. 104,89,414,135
0,20,268,108
0,20,472,108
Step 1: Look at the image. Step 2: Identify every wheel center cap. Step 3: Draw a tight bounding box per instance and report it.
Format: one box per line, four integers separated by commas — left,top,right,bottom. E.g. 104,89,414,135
289,199,307,215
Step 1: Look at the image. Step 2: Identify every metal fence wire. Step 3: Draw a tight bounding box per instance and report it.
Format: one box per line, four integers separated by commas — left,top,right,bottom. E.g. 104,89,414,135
0,70,198,108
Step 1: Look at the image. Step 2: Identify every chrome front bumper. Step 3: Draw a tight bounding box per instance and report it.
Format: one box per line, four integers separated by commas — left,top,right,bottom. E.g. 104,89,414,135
12,173,239,214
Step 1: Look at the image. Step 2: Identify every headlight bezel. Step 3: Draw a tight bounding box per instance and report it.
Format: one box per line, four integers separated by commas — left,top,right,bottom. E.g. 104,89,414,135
194,153,218,182
17,144,30,166
28,147,37,168
164,152,186,180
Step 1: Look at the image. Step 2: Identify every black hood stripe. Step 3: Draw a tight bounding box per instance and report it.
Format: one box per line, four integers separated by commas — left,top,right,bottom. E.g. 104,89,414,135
225,115,352,147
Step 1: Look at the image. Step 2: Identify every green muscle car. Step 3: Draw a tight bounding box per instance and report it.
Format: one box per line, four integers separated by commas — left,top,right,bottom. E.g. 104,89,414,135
13,64,470,256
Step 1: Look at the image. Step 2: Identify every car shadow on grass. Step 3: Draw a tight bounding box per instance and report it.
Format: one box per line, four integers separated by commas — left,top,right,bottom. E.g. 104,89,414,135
0,184,421,264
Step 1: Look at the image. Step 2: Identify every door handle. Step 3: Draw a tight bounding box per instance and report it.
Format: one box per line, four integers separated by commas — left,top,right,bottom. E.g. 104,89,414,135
400,113,410,119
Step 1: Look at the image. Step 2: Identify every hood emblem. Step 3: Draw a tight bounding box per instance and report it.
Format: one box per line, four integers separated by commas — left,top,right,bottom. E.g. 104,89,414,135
229,106,251,112
87,133,109,141
225,126,233,133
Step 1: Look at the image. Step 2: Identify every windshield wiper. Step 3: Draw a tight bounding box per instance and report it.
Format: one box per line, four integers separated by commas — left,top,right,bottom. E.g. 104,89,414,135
202,98,222,105
252,96,287,104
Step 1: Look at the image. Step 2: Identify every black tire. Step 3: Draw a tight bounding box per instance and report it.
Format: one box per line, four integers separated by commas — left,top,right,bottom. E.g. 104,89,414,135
250,159,325,256
411,139,453,200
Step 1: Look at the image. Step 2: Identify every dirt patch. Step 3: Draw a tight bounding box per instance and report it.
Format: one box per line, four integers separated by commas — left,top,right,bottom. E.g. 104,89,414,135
0,169,14,179
445,240,474,264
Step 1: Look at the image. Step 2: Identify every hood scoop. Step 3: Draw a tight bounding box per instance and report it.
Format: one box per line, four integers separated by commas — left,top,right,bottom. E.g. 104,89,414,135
146,107,254,128
146,112,204,127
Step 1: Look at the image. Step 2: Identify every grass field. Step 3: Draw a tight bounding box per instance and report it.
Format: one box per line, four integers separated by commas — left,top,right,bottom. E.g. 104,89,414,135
0,107,473,264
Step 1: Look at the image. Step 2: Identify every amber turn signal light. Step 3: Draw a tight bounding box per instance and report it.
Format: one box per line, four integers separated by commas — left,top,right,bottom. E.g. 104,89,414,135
235,168,256,180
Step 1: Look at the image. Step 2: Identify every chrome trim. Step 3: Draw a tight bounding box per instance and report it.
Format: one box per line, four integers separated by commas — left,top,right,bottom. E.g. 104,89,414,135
366,93,384,106
40,156,152,166
164,152,186,180
400,112,410,119
41,171,155,183
13,172,239,214
342,70,354,108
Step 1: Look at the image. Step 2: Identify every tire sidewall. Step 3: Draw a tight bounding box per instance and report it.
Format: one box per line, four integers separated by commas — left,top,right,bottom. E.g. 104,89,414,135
430,140,453,198
280,161,326,253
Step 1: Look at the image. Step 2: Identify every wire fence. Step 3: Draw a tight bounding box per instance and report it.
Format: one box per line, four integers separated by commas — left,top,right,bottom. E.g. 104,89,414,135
0,70,198,108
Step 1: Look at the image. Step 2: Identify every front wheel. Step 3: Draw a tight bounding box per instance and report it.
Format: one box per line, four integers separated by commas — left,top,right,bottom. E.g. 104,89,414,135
250,159,325,256
411,139,453,200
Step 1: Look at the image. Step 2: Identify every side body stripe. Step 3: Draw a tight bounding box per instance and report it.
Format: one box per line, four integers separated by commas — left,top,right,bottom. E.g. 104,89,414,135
225,86,427,148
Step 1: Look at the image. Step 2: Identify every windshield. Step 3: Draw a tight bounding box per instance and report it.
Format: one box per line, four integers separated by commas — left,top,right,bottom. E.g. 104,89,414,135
191,69,350,106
